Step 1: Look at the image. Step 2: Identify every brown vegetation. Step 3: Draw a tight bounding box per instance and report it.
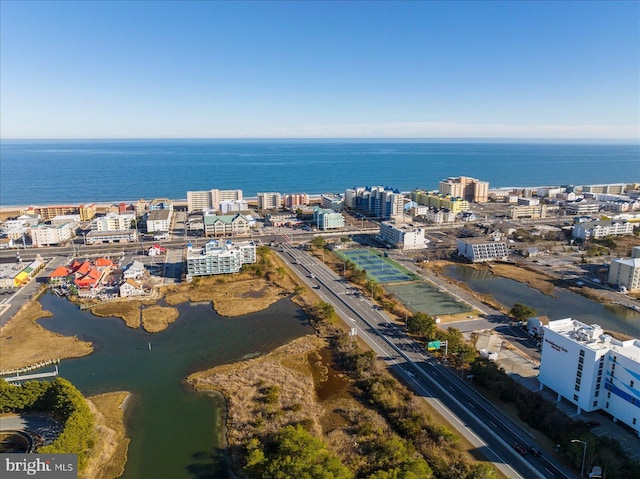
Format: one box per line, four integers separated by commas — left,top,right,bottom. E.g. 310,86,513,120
0,300,92,371
141,306,179,333
82,392,130,479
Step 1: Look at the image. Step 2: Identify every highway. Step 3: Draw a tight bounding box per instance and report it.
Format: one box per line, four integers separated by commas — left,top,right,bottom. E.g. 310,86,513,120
277,240,579,479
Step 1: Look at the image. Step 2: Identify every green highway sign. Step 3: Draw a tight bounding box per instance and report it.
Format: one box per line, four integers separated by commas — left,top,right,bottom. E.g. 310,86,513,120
427,340,441,351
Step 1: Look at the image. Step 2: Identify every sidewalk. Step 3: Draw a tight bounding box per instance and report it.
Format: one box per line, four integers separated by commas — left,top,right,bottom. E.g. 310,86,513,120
472,331,640,463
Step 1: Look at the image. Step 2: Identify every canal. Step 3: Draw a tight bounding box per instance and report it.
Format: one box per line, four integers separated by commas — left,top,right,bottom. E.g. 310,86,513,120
37,292,313,479
445,265,640,338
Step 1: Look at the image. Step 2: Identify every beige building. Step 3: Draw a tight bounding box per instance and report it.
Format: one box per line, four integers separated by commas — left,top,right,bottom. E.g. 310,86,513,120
509,204,548,219
439,176,489,203
187,189,244,212
257,192,282,210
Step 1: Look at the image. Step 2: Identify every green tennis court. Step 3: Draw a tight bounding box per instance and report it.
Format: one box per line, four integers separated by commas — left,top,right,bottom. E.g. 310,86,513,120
336,249,418,284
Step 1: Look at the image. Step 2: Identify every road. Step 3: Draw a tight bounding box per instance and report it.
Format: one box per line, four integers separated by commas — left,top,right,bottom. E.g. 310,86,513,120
277,241,578,479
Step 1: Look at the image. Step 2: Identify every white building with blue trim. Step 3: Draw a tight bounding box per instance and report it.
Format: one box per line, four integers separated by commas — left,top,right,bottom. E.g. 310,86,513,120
538,318,640,437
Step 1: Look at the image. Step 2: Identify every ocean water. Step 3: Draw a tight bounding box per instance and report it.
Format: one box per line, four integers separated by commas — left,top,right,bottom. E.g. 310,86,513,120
1,139,638,206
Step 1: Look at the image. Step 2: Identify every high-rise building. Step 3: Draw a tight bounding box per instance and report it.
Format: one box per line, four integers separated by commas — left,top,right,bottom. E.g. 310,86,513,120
257,192,282,210
187,189,244,212
438,176,489,203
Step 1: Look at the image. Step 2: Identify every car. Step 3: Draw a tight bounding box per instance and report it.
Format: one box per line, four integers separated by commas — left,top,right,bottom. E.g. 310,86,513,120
585,420,601,428
528,446,542,457
512,442,528,456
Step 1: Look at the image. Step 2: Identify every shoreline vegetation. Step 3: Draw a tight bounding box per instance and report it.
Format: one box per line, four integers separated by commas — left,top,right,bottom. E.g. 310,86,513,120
0,244,633,478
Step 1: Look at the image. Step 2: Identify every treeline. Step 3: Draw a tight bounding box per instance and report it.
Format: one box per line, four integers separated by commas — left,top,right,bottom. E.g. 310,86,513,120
273,300,498,479
0,377,95,471
470,357,640,479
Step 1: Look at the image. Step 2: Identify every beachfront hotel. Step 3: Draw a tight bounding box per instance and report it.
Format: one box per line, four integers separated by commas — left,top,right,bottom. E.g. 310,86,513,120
187,189,244,212
538,319,640,437
438,176,489,203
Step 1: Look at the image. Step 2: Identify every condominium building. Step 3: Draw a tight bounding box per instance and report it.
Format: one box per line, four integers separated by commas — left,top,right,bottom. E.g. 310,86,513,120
23,203,96,222
257,192,282,210
345,186,404,219
509,204,549,219
456,237,508,262
51,214,82,226
219,200,248,214
411,190,470,214
283,193,309,209
564,200,601,215
186,240,257,277
582,184,627,195
30,223,74,247
92,213,136,231
379,222,428,250
438,176,489,203
572,220,634,241
146,209,172,234
320,194,344,212
203,213,251,237
313,208,345,230
149,198,173,211
538,319,640,437
187,189,243,212
608,257,640,292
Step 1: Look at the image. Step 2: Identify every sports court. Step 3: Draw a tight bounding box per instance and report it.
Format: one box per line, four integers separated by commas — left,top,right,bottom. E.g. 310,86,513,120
386,282,472,317
336,249,418,284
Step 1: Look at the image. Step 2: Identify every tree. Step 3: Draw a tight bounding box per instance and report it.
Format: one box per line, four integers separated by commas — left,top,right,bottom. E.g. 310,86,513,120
244,424,353,479
509,303,536,323
310,236,325,249
406,313,436,340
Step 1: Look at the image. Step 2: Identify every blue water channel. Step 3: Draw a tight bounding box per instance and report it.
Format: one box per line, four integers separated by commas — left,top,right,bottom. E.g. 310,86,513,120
445,265,640,338
37,293,313,479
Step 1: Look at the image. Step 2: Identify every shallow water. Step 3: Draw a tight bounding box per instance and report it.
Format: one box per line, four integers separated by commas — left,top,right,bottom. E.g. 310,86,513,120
37,293,313,479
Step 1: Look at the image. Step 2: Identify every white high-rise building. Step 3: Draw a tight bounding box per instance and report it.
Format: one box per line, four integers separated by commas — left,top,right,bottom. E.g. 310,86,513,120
257,192,282,210
187,189,244,212
539,319,640,437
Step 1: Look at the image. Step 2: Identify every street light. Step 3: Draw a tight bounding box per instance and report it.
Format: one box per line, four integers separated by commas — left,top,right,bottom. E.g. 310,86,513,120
571,439,587,477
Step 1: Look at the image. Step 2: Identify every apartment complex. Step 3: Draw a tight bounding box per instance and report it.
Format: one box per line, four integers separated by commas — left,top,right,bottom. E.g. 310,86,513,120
92,213,136,231
313,208,345,230
456,237,509,262
23,203,97,222
572,220,635,241
203,213,251,237
411,190,470,214
283,193,309,209
345,186,404,220
379,222,428,250
85,229,138,245
608,249,640,292
257,192,282,210
30,223,74,247
509,204,548,219
538,319,640,437
438,176,489,203
187,189,243,212
320,194,344,212
146,209,172,234
185,240,257,277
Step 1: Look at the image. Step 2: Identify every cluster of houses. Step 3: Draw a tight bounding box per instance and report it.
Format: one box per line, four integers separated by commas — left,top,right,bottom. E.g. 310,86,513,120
48,257,151,299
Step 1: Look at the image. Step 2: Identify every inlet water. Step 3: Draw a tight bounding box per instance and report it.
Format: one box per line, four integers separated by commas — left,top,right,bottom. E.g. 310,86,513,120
37,293,313,479
445,265,640,338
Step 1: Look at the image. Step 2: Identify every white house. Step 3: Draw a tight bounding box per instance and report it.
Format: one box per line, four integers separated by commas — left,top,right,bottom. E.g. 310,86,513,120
123,260,146,279
119,279,147,297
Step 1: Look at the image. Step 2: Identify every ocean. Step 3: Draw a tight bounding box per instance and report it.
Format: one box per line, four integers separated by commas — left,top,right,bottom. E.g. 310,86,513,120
1,139,638,207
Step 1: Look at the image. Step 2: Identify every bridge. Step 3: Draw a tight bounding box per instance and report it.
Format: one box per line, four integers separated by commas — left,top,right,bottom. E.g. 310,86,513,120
2,366,59,383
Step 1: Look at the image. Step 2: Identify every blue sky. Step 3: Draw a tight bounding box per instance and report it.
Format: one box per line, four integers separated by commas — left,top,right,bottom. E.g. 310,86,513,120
1,1,638,139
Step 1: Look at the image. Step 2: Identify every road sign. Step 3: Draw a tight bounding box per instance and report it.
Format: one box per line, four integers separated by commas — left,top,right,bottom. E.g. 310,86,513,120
350,328,357,336
427,340,441,351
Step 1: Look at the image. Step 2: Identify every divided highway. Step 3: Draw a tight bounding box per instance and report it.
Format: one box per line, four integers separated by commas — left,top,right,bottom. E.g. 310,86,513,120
277,241,578,479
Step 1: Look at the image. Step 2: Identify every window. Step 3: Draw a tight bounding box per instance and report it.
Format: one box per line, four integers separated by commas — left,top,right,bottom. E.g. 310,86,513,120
608,392,611,398
593,401,598,407
574,394,579,401
575,385,580,392
580,350,585,357
595,391,600,397
606,402,609,408
632,380,635,388
634,418,637,425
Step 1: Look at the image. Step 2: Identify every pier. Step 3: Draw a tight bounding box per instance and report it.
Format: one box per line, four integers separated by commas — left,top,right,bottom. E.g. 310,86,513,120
0,359,60,383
